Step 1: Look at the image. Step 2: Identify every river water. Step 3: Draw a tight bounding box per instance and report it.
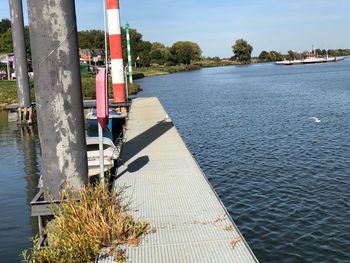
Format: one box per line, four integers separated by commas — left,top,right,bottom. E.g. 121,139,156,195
137,61,350,262
1,60,350,262
0,112,40,261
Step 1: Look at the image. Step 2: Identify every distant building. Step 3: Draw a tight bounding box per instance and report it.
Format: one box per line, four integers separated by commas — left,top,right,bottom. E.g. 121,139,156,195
79,49,105,64
0,53,14,65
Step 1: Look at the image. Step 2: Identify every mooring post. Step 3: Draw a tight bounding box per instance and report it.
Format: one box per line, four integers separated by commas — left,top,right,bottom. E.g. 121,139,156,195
106,0,126,103
125,23,133,84
18,107,22,123
9,0,31,123
27,0,88,200
124,65,129,101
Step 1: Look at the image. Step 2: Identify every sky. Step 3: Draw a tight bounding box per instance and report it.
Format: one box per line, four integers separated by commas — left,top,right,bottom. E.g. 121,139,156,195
1,0,350,57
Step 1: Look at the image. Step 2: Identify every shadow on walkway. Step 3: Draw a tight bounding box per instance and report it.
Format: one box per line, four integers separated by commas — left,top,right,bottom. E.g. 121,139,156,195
120,120,173,164
116,155,149,179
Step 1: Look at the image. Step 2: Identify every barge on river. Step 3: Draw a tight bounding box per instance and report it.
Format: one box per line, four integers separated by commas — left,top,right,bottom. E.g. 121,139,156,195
275,53,344,65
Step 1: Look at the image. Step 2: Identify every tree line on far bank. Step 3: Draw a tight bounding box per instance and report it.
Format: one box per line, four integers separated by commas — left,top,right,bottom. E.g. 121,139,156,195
79,27,202,66
231,38,350,63
0,18,201,67
258,48,350,62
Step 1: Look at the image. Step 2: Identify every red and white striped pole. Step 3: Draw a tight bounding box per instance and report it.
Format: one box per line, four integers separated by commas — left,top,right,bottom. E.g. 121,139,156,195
106,0,125,103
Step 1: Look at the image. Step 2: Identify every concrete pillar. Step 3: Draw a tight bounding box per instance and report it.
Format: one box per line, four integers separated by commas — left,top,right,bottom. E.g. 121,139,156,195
6,54,11,80
27,0,88,200
9,0,31,108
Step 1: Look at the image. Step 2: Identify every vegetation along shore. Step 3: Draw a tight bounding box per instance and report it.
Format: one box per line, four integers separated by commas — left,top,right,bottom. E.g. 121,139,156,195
0,73,141,108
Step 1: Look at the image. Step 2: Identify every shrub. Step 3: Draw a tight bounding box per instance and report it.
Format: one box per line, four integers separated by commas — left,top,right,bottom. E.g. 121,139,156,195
22,183,148,263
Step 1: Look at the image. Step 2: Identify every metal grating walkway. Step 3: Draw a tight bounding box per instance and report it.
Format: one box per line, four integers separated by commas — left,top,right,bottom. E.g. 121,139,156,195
101,97,258,263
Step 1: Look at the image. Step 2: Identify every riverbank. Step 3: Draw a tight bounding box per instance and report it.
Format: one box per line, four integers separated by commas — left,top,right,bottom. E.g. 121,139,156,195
0,74,141,108
0,60,253,107
194,59,246,67
0,80,35,107
135,60,243,77
135,64,202,77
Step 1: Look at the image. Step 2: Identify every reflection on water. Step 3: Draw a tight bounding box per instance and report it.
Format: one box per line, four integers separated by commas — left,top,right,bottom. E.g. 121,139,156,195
20,125,39,234
0,111,40,261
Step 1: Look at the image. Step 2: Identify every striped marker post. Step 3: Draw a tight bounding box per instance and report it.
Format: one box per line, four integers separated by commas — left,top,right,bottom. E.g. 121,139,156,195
125,23,133,84
106,0,125,103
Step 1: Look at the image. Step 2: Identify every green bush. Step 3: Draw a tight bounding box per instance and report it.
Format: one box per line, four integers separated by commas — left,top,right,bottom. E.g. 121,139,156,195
22,183,148,263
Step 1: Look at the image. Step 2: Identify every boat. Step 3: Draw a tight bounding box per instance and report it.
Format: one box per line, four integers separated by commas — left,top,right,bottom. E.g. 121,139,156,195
37,136,120,188
85,107,128,177
86,108,126,143
275,52,344,65
86,136,120,177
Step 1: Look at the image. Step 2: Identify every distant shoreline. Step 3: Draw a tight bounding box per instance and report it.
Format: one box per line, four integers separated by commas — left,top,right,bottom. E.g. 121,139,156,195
134,59,254,77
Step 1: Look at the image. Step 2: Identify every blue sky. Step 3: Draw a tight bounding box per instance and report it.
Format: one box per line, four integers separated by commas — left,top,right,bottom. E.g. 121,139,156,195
1,0,350,57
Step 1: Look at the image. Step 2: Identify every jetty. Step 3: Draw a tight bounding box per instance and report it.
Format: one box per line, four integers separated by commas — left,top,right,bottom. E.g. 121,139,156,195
99,97,257,262
5,0,258,260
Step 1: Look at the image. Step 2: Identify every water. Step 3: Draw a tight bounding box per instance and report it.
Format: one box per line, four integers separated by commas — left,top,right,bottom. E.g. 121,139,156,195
1,60,350,262
0,112,40,261
137,61,350,262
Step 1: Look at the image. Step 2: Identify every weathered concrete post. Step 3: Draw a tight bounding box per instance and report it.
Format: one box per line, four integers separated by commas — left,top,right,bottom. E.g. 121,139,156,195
9,0,31,122
27,0,88,200
6,55,11,80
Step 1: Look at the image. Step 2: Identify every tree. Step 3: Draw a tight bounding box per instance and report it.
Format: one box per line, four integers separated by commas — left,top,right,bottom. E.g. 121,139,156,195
287,50,295,60
0,31,13,54
151,42,165,51
315,49,322,56
24,26,31,59
77,27,147,65
258,50,283,62
170,41,201,65
150,42,171,65
138,41,152,67
121,27,144,63
0,24,31,57
268,51,283,61
78,30,105,49
0,19,11,33
232,39,253,63
258,51,269,61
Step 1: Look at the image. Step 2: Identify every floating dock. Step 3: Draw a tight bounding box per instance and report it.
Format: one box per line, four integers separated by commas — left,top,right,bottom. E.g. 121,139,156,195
101,97,258,262
5,99,130,110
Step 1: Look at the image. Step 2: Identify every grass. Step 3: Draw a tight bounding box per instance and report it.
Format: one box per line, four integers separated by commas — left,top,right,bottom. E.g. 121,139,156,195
0,74,141,107
193,59,242,67
134,60,254,77
0,80,35,106
22,183,148,263
81,72,142,99
135,64,201,77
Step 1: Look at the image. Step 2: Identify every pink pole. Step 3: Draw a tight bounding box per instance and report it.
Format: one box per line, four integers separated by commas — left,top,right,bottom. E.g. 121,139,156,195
96,69,108,128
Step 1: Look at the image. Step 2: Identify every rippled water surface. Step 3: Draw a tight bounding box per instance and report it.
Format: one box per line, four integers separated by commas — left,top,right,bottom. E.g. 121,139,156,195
0,112,40,261
1,60,350,262
137,61,350,262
